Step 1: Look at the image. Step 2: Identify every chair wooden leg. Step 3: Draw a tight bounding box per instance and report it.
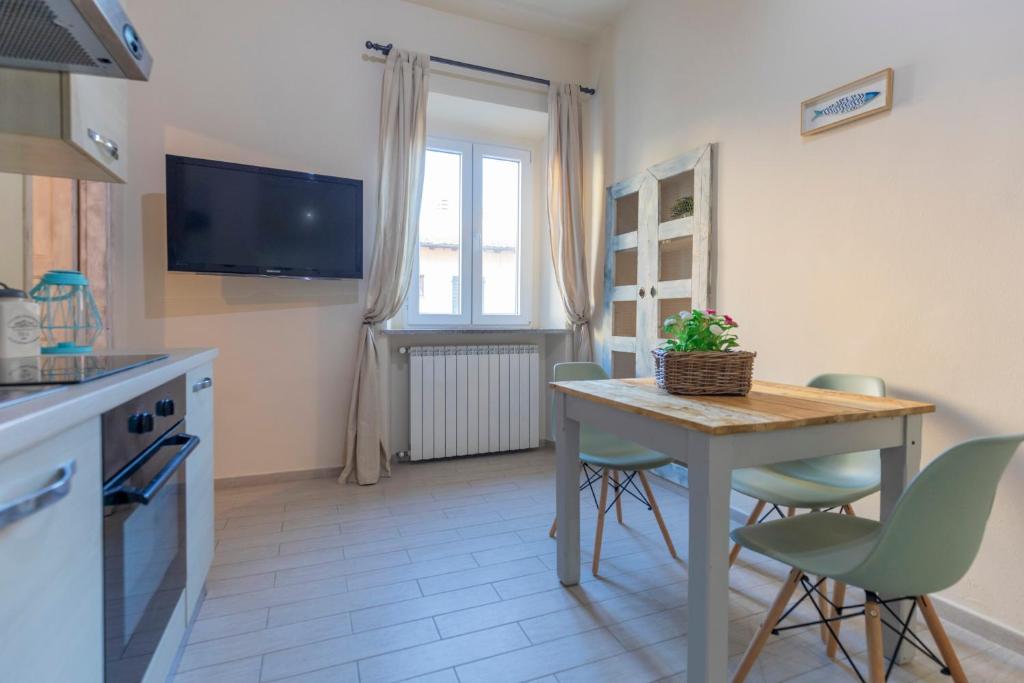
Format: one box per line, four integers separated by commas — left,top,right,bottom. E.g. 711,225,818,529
592,469,610,576
637,470,677,559
548,517,557,538
918,595,968,683
732,568,804,683
611,470,624,524
826,581,847,658
818,577,830,644
864,593,886,683
729,499,766,567
787,506,796,517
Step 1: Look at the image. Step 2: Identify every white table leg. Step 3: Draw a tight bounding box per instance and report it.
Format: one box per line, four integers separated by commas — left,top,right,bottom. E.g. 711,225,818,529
554,391,582,586
688,434,733,682
880,414,923,663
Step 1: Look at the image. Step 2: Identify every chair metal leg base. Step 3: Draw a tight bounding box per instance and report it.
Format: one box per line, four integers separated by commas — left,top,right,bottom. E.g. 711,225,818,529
552,465,679,572
760,579,962,683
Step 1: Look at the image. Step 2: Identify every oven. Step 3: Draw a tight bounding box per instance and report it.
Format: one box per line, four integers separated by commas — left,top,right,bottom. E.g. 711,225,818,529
101,377,198,683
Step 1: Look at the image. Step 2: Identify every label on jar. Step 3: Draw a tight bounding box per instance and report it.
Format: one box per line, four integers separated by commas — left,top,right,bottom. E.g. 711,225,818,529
7,314,41,344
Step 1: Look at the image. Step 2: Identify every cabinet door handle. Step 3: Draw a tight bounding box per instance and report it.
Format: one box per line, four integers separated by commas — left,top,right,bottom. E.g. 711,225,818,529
87,128,120,160
0,460,76,530
192,377,213,393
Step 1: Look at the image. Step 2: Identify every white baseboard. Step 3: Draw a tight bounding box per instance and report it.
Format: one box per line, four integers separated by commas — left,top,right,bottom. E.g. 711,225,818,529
929,595,1024,655
215,466,342,489
650,464,1024,655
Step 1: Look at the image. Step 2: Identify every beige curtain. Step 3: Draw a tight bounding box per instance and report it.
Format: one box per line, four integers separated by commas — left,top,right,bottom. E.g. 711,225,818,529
547,83,593,361
341,49,430,485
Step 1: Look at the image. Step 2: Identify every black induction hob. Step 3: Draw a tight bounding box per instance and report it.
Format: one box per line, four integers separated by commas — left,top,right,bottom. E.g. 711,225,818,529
0,354,169,386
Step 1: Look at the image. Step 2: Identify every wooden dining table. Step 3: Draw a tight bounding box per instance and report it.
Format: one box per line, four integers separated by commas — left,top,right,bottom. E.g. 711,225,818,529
551,377,935,682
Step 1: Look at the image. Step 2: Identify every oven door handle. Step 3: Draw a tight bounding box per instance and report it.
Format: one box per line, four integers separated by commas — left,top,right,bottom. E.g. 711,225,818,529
104,433,200,505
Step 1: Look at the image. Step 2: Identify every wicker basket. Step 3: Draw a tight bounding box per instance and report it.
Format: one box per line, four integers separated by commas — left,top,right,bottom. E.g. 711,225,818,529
651,348,756,396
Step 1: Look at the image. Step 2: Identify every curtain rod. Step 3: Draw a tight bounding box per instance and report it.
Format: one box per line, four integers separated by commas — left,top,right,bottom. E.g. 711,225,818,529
364,41,596,95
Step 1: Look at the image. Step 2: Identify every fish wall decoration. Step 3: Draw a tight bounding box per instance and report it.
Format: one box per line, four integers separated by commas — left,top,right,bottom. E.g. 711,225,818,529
801,68,893,136
812,91,881,120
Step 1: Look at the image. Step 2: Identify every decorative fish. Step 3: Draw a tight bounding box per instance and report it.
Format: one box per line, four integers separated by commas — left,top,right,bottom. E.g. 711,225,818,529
813,91,880,120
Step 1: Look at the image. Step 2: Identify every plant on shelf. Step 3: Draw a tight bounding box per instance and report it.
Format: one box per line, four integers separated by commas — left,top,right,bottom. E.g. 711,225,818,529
670,196,694,219
661,309,738,352
652,309,756,396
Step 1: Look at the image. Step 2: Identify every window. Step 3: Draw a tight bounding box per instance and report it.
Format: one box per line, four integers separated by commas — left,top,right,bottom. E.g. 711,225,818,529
408,138,531,326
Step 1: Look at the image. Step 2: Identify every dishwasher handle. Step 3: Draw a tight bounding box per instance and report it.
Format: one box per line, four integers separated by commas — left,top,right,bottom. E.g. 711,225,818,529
104,433,199,506
0,460,77,530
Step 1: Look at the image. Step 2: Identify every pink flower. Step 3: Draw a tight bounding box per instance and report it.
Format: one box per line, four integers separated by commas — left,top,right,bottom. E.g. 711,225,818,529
706,309,717,315
724,314,736,325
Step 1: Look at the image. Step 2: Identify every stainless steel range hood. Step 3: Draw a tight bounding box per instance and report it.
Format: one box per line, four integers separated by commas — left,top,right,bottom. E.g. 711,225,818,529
0,0,152,80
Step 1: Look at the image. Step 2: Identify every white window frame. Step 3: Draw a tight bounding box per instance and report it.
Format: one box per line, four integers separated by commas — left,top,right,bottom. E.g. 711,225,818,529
407,137,473,326
407,137,532,328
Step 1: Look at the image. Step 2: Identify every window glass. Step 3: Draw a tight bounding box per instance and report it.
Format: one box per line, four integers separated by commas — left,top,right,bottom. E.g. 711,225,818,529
416,149,463,315
480,156,521,316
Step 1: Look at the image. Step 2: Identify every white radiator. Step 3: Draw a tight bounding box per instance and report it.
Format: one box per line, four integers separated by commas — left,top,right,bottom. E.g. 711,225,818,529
409,345,541,461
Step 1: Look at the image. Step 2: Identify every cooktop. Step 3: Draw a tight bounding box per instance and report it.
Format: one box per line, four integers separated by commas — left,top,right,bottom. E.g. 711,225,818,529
0,354,169,386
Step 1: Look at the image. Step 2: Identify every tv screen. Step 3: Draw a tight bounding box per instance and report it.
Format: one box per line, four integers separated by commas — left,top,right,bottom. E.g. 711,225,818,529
166,155,363,279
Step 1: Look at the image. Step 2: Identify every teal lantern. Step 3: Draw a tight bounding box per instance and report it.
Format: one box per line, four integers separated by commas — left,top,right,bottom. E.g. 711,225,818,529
29,270,103,354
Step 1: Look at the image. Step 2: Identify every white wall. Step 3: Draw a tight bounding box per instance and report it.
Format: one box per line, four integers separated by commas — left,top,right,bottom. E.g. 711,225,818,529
0,173,23,288
589,0,1024,635
116,0,589,479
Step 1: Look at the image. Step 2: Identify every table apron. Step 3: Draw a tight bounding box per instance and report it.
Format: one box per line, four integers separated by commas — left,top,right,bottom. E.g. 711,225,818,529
565,394,909,468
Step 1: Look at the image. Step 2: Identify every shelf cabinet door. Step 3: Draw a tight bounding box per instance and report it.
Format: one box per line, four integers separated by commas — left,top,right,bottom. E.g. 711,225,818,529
603,173,647,378
185,362,215,621
0,419,103,683
64,72,127,182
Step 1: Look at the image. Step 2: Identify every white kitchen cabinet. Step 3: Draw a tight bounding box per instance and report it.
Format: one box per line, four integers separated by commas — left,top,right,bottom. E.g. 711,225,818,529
0,67,126,183
185,362,215,621
0,418,103,683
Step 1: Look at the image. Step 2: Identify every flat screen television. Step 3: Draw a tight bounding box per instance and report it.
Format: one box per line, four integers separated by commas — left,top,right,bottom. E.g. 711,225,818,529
166,155,363,279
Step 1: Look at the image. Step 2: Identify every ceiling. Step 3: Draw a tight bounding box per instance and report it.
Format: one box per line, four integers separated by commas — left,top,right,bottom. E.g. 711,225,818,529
405,0,631,43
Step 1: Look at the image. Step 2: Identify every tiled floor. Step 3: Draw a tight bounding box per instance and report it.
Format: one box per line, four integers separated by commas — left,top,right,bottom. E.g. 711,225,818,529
174,448,1024,682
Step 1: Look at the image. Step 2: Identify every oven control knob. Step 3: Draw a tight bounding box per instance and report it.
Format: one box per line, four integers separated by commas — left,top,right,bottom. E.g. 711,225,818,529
155,398,176,417
128,412,155,434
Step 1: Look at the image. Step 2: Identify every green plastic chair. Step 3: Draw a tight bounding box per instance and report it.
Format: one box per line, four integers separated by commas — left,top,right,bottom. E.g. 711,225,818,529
548,362,678,575
730,433,1024,683
729,373,886,568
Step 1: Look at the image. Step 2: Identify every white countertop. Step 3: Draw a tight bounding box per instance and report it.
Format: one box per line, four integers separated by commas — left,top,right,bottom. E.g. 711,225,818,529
0,348,218,461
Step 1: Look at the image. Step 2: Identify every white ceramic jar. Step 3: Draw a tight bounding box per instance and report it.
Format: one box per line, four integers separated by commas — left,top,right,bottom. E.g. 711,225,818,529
0,284,41,358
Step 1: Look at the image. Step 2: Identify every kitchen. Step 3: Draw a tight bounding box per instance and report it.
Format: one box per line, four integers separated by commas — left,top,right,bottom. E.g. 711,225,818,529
4,1,1024,682
1,2,217,681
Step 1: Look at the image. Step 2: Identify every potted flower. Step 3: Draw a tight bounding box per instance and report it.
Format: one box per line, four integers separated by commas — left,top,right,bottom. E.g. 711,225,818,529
652,309,756,395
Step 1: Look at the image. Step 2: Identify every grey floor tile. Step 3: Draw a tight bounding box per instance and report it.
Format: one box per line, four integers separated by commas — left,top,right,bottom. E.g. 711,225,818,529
259,618,439,681
357,624,529,682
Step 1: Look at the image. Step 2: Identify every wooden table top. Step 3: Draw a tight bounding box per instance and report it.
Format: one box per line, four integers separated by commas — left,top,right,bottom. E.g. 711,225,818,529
550,378,935,435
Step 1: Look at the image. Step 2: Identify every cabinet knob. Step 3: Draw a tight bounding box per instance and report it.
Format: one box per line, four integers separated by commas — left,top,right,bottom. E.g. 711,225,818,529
650,286,658,297
638,287,646,299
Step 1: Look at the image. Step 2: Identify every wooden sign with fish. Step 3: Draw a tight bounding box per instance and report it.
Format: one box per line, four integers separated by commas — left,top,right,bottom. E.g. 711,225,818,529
801,68,893,136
